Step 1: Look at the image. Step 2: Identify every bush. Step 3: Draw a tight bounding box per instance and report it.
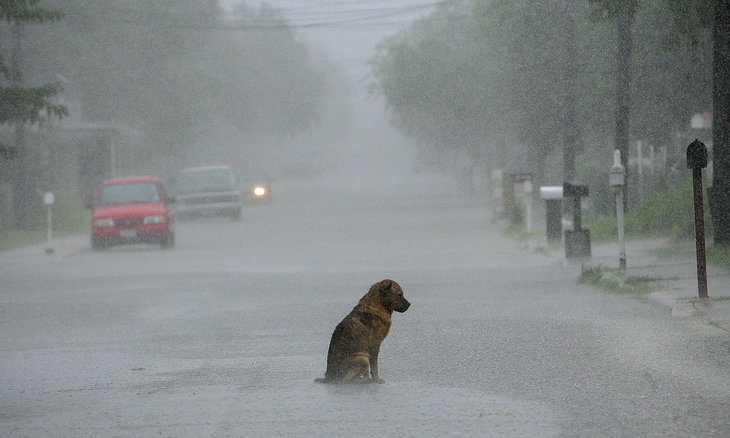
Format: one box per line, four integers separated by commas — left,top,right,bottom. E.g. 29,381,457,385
588,182,706,241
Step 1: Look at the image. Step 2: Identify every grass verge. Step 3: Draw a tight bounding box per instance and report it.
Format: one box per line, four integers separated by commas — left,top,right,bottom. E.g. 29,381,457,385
0,196,87,251
578,264,664,297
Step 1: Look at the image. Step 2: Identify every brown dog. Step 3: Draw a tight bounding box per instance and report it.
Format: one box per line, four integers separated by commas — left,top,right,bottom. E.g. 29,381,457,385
315,279,410,384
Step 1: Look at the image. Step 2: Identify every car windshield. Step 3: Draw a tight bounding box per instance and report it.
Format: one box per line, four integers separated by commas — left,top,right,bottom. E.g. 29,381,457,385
98,182,161,206
177,169,235,194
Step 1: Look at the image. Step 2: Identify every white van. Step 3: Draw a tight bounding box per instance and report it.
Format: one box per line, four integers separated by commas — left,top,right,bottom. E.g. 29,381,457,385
174,165,242,221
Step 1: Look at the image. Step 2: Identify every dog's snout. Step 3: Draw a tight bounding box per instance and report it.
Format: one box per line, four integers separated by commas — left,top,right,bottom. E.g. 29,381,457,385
395,299,410,313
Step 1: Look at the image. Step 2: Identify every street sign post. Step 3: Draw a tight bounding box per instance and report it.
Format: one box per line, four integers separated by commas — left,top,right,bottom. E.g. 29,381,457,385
610,150,626,270
44,191,55,255
687,139,708,298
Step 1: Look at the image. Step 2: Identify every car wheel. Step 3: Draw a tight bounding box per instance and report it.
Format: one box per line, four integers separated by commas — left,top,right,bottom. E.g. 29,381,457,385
160,231,175,249
91,238,106,251
231,208,242,221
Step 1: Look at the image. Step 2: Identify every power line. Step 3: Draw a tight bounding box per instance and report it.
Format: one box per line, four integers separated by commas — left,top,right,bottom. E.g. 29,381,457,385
105,1,453,31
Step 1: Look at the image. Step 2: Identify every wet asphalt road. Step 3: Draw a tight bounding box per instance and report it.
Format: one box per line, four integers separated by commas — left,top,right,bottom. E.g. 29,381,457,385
1,174,729,437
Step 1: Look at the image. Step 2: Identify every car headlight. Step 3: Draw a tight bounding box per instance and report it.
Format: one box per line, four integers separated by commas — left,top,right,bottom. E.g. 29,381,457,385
94,218,114,228
143,215,165,224
253,186,267,197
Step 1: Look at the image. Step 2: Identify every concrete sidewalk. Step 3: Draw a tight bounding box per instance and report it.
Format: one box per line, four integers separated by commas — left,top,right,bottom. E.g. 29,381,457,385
0,234,88,271
567,238,730,334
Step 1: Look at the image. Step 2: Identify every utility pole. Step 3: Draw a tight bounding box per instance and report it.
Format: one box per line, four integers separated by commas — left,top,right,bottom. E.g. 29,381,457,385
562,0,578,183
615,0,633,211
11,20,28,229
712,0,730,245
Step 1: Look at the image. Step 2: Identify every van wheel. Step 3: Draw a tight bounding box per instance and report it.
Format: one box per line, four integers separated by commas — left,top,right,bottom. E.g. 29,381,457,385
160,231,175,249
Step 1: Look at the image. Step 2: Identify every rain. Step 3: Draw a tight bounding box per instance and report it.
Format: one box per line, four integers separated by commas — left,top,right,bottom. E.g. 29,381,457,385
1,1,729,437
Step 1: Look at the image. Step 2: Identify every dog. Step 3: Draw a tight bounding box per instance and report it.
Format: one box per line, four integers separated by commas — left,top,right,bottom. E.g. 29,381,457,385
315,279,410,384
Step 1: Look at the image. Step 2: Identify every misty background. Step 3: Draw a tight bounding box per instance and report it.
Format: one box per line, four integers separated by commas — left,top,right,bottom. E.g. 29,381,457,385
0,0,715,230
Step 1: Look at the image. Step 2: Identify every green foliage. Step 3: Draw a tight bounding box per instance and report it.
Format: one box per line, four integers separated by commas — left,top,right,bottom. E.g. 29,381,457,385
579,263,660,295
579,264,606,284
0,0,63,23
707,245,730,272
371,0,712,184
0,0,67,154
586,0,638,19
20,0,326,166
588,182,704,241
624,183,696,237
0,191,87,251
0,83,67,124
0,143,16,158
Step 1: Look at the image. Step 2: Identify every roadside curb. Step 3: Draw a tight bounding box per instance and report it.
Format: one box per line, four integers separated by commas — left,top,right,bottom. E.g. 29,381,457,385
647,290,697,318
521,233,730,334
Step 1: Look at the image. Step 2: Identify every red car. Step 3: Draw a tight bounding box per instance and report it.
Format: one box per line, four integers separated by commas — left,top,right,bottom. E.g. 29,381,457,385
89,176,175,250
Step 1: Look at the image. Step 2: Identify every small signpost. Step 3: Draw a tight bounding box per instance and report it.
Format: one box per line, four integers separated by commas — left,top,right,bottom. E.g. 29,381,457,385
610,150,626,270
687,139,708,298
44,191,55,255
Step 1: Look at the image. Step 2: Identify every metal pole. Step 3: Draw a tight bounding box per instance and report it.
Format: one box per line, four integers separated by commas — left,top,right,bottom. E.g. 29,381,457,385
616,188,626,270
691,168,708,298
572,197,582,231
45,205,54,255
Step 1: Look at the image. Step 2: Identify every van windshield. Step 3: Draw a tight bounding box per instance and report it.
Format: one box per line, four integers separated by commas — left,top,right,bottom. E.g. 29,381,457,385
99,182,161,206
177,169,235,194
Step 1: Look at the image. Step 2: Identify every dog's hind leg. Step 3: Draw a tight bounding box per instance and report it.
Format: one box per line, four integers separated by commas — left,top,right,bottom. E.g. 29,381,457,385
341,354,371,383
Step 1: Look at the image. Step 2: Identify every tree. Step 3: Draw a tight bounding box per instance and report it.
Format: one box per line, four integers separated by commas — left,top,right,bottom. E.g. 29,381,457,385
372,0,714,211
712,0,730,245
587,0,637,208
661,0,730,245
23,1,327,175
374,0,585,186
0,0,66,158
0,0,67,227
562,0,579,183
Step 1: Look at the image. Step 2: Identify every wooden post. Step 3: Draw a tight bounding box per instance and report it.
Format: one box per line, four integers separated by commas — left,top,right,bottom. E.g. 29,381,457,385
687,139,709,298
691,168,708,298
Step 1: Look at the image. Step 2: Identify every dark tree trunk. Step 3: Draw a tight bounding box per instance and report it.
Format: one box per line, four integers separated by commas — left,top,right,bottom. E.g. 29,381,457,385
562,0,578,183
10,21,29,229
712,0,730,246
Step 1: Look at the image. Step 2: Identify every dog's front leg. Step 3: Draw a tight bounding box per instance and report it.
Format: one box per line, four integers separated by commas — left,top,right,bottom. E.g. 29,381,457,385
369,347,385,383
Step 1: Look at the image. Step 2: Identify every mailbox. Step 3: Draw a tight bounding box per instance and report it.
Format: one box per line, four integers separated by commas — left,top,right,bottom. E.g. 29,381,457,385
509,172,532,183
609,150,625,187
563,182,588,198
539,186,563,200
687,139,708,169
540,186,563,243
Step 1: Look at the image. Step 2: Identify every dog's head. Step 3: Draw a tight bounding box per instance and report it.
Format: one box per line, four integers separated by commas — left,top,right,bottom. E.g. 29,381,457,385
376,279,410,313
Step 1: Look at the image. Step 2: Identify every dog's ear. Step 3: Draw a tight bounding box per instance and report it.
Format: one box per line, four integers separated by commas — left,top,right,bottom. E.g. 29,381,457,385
379,279,393,295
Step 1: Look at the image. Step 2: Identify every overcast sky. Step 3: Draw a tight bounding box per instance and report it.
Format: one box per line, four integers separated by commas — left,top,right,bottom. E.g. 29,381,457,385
219,1,445,184
223,1,442,77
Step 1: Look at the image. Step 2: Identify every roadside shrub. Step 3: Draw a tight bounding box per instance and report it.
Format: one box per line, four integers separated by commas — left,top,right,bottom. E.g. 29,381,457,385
588,182,707,241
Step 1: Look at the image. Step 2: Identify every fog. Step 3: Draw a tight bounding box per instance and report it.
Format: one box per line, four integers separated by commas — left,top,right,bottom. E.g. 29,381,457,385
213,0,435,191
0,0,716,227
2,2,730,437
